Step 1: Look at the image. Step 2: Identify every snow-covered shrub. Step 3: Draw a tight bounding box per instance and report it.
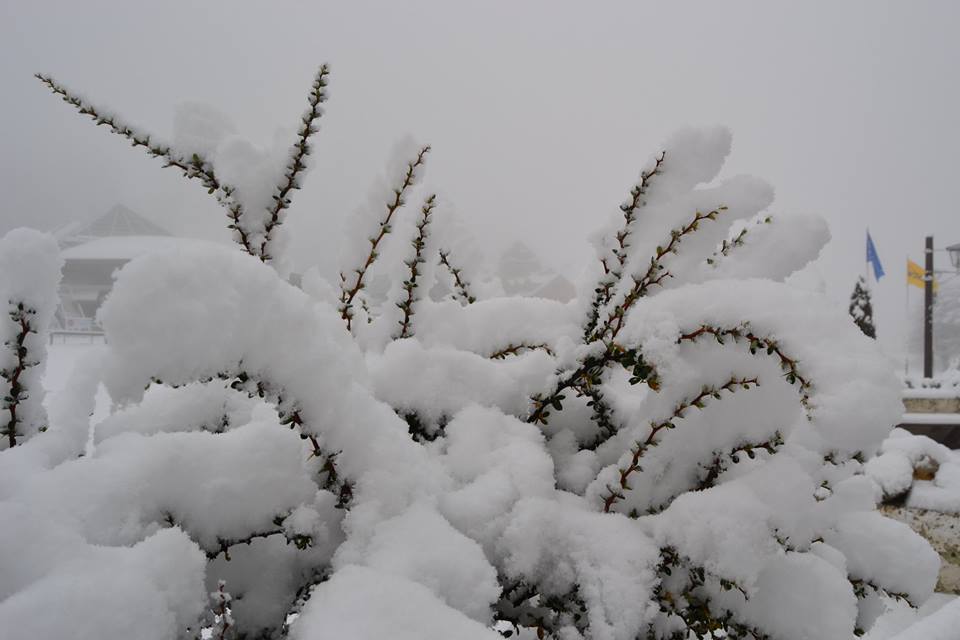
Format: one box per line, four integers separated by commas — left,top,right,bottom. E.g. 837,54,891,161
2,66,943,639
0,228,62,450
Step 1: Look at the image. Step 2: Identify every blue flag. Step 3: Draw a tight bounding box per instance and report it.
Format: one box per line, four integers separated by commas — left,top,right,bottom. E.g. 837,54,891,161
866,231,884,280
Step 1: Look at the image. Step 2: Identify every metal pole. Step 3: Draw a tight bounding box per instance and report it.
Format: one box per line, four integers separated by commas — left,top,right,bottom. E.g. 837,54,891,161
924,235,934,378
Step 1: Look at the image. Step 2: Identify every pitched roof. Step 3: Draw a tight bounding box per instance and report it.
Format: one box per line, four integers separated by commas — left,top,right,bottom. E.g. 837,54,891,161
57,205,171,249
75,204,170,238
60,236,214,261
531,274,577,303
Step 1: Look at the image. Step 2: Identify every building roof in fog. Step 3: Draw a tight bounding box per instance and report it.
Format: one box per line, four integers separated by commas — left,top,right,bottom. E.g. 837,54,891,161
531,274,577,303
79,204,170,237
57,204,171,248
60,235,215,261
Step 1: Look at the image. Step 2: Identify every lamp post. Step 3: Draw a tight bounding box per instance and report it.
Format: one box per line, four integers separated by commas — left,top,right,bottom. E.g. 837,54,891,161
948,243,960,271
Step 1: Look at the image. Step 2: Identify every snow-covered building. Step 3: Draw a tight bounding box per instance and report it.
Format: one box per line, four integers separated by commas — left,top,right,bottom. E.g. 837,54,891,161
53,205,186,334
530,274,576,303
497,241,575,302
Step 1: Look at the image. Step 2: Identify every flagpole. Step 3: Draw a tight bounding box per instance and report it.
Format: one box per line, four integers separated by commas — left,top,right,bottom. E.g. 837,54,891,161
924,235,934,378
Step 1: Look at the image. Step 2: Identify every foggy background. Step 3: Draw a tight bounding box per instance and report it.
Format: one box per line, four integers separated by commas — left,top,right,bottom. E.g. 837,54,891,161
2,0,959,369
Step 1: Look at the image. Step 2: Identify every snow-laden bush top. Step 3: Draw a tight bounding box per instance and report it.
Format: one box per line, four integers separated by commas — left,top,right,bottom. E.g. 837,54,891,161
1,65,944,640
0,228,62,450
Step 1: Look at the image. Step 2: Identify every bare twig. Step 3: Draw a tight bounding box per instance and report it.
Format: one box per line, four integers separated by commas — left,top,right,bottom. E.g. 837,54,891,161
592,206,726,343
677,323,813,412
438,249,476,305
394,194,436,339
601,376,759,512
1,302,38,448
488,343,554,359
34,73,257,257
706,215,773,267
339,145,431,330
260,64,331,261
584,152,665,339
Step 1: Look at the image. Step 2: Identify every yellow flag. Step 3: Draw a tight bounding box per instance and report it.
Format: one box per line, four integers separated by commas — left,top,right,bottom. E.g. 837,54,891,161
907,259,939,292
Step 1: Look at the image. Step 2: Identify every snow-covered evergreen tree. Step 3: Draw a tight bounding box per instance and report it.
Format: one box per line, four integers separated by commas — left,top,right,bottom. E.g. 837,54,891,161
0,65,945,640
849,276,877,339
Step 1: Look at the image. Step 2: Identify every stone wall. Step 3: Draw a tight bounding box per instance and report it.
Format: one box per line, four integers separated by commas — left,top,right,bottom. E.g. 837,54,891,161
904,396,960,413
900,393,960,447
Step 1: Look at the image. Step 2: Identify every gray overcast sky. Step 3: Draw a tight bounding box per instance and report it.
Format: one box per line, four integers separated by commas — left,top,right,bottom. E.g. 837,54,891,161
1,1,959,365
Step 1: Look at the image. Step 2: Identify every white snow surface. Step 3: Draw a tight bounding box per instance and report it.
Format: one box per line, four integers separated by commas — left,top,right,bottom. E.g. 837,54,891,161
888,597,960,640
290,565,502,640
0,520,205,640
343,502,500,622
704,213,831,283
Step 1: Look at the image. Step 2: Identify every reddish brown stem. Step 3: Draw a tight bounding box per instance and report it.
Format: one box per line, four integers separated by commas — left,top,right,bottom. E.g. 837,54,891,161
339,146,431,329
602,376,759,512
394,194,436,339
593,206,725,343
34,73,257,257
2,304,36,448
438,249,476,305
489,343,555,360
260,65,331,260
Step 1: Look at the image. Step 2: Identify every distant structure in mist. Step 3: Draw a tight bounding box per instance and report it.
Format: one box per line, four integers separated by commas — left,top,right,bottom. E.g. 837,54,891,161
52,205,196,336
50,209,577,340
497,241,576,302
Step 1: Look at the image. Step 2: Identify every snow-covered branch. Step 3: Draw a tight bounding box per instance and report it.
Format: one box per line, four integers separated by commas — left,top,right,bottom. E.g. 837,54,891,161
601,375,759,513
585,150,665,340
393,193,436,339
260,64,331,262
438,248,477,305
594,205,726,342
339,145,431,330
34,74,257,256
